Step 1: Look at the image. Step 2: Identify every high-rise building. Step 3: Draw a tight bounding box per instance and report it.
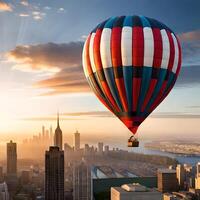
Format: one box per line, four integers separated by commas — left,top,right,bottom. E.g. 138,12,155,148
54,112,63,150
73,162,91,200
195,162,200,189
74,130,80,151
111,183,162,200
50,125,53,144
0,167,3,182
98,142,103,154
45,146,64,200
176,164,185,189
64,143,74,164
0,182,9,200
42,126,45,139
7,140,17,175
157,169,178,193
104,145,109,153
21,171,30,185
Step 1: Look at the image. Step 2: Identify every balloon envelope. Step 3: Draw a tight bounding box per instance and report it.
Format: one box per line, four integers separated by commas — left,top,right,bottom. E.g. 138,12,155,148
82,15,182,135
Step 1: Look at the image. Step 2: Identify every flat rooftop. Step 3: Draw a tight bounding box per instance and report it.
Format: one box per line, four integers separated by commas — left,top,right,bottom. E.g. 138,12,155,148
157,169,176,173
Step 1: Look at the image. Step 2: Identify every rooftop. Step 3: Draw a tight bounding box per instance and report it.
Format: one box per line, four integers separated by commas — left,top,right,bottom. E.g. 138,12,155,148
157,168,176,174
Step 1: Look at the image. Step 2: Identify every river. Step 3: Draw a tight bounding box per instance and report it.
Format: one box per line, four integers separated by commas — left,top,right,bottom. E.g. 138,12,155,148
112,141,200,166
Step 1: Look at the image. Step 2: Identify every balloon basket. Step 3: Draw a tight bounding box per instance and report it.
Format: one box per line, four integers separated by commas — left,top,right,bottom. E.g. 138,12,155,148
128,136,139,147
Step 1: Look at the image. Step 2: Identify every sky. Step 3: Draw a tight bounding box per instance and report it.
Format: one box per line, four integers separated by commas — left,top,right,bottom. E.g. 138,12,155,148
0,0,200,144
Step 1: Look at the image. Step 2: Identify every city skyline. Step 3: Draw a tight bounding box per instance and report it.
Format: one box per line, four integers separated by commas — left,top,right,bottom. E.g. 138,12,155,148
0,0,199,142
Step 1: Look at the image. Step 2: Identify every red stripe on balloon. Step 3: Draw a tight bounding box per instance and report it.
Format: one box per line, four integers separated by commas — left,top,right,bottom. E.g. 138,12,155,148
141,79,157,112
176,37,182,76
111,27,122,67
149,81,167,113
93,28,120,112
152,28,163,68
85,34,93,76
132,27,144,67
132,77,142,112
86,35,113,113
111,27,128,112
166,31,175,71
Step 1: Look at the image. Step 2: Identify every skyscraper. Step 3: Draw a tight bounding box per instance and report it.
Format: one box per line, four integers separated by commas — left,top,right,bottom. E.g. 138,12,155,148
176,164,185,189
50,125,53,144
45,146,64,200
0,182,9,200
73,162,91,200
7,140,17,175
98,142,103,154
54,112,63,150
195,162,200,189
42,126,45,139
157,169,178,192
0,167,3,182
74,130,80,151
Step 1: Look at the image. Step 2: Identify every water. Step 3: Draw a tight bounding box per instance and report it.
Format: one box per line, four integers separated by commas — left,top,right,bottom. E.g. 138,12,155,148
112,141,200,166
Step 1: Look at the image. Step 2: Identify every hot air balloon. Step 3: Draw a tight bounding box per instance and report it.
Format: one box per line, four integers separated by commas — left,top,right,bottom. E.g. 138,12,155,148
82,15,182,147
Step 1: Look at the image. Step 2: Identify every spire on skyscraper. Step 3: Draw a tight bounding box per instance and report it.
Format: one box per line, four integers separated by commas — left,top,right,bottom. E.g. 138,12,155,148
54,111,63,150
57,111,60,128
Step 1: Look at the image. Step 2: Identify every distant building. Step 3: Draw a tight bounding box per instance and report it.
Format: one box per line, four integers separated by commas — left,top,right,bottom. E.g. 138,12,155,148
104,145,109,154
0,182,9,200
7,140,17,176
42,126,45,139
64,143,74,164
74,131,80,151
98,142,103,154
21,170,30,185
0,167,3,182
111,183,162,200
54,112,63,150
176,164,185,189
73,162,91,200
45,146,64,200
50,125,53,144
157,169,178,193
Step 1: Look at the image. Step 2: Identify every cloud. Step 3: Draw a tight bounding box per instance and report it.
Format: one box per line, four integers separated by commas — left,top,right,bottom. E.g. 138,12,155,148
19,13,29,17
178,30,200,65
32,11,46,20
58,7,66,13
178,30,200,42
176,65,200,87
44,6,51,10
20,1,29,6
6,42,88,94
181,42,200,65
6,42,83,73
34,67,90,95
22,111,200,121
63,111,113,117
0,1,12,12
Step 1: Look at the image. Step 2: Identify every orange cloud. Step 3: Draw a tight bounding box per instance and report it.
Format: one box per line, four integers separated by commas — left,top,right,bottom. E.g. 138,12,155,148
178,30,200,42
0,1,12,12
6,42,90,95
6,42,83,72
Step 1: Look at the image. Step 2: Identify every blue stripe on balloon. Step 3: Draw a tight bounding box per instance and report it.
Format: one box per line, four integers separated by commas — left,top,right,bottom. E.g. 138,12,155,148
123,66,133,111
123,16,133,27
143,68,168,115
137,67,152,115
103,68,123,111
164,71,176,95
104,17,116,29
139,15,151,27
